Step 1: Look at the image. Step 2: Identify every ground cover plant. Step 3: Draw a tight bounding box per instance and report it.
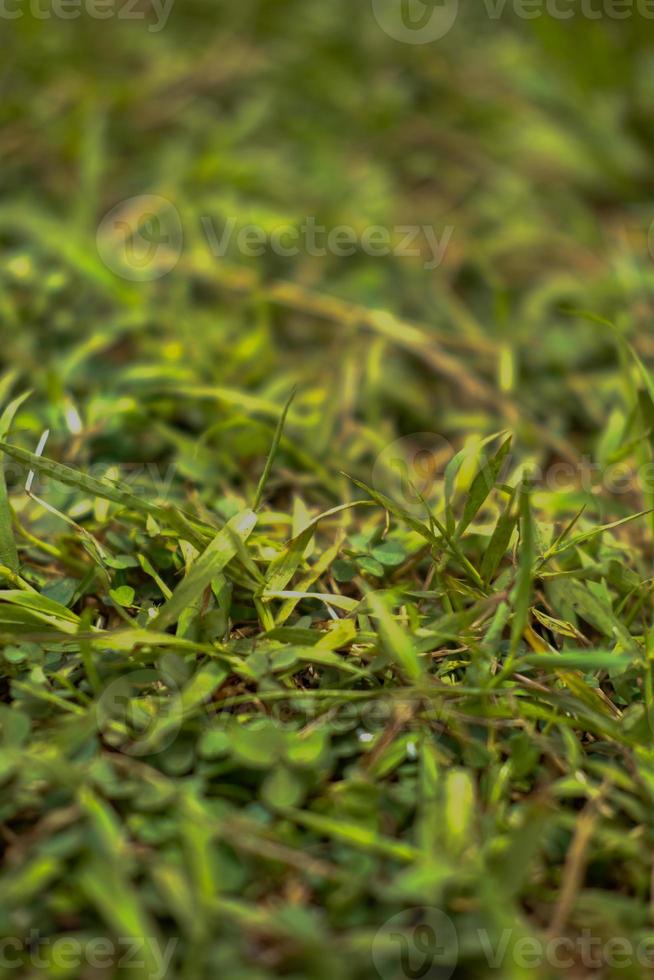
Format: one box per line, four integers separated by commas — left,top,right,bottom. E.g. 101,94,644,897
2,2,654,978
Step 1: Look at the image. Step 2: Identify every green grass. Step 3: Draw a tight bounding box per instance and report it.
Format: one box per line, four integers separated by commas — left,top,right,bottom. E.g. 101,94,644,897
3,3,654,978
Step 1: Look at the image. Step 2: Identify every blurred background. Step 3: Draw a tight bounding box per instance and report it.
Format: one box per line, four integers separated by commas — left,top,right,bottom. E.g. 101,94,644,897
2,0,654,513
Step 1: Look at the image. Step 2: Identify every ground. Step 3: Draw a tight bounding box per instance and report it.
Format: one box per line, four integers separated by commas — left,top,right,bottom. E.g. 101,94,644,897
2,3,654,979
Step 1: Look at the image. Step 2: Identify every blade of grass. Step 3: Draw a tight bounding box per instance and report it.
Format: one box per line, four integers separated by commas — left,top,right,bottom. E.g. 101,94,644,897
0,391,31,572
253,386,296,510
149,509,257,631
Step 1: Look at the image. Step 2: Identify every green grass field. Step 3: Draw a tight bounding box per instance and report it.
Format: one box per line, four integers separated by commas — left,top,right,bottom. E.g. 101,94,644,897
3,2,654,977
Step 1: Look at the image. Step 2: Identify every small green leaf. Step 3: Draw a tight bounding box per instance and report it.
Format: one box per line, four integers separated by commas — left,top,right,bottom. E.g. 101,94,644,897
261,766,305,808
230,720,285,769
198,729,231,759
285,730,328,768
371,542,406,567
356,556,385,578
109,585,135,607
333,559,357,582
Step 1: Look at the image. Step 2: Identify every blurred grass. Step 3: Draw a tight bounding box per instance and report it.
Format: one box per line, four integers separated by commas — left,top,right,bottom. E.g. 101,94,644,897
1,2,654,978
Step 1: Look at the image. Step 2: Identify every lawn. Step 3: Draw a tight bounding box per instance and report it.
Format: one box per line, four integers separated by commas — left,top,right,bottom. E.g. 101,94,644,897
2,2,654,978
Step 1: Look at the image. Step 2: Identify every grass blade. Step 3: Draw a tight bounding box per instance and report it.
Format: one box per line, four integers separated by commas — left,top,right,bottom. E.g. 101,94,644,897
149,509,257,630
0,391,31,572
253,387,296,510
